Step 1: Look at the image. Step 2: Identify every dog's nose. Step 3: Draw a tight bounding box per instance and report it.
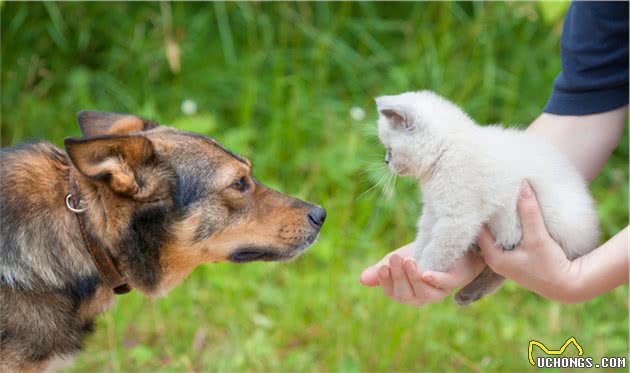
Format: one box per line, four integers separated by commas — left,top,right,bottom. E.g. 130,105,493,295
307,207,326,228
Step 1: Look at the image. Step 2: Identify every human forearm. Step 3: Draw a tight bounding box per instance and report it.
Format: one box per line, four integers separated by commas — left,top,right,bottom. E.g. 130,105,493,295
564,226,629,303
527,106,628,182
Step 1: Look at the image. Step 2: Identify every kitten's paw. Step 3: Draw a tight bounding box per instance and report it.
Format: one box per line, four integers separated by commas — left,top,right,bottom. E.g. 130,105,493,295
418,256,449,272
417,244,458,272
502,242,520,251
469,242,480,254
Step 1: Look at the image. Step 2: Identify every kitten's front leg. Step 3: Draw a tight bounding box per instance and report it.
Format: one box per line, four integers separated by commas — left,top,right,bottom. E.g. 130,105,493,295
412,210,435,262
418,215,481,272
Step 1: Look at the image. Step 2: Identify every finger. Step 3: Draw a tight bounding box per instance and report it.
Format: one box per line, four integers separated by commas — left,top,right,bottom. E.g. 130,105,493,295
422,250,486,290
360,252,399,286
390,254,414,300
410,278,450,304
360,243,415,286
420,287,451,305
402,260,448,305
360,265,381,287
378,266,393,297
477,226,502,259
360,254,394,287
404,260,445,300
403,259,424,294
518,181,548,242
464,251,487,275
421,271,454,290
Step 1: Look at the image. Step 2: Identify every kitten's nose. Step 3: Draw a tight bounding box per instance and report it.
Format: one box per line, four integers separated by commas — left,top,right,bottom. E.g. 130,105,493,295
385,150,390,164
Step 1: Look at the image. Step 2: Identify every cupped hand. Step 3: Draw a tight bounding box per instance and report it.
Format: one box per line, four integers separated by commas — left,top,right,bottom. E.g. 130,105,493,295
360,243,485,307
477,181,576,302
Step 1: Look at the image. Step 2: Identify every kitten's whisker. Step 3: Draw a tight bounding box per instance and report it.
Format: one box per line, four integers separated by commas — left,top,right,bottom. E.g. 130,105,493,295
377,172,395,204
356,171,389,200
384,173,396,199
360,157,387,166
360,163,387,175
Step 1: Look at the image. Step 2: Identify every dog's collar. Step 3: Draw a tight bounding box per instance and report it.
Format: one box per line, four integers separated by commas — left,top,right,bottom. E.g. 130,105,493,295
66,169,132,295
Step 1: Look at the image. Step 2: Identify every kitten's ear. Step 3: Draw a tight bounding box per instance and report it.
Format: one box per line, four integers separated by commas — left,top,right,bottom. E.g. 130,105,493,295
375,97,415,131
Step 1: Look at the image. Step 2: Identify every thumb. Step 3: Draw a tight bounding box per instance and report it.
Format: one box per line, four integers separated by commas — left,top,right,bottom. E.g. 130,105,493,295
477,226,502,262
422,251,486,290
517,180,548,242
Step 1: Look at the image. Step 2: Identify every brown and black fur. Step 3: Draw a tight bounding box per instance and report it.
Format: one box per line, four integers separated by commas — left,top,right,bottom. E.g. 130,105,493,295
0,112,326,372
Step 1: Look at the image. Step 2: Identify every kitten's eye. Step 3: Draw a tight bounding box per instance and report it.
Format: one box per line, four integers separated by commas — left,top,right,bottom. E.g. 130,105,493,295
232,177,249,192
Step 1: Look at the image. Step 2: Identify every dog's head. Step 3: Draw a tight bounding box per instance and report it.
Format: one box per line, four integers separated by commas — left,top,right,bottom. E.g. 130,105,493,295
64,111,325,295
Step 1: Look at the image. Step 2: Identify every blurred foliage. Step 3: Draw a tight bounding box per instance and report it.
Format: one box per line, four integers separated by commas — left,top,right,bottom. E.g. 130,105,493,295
1,2,627,372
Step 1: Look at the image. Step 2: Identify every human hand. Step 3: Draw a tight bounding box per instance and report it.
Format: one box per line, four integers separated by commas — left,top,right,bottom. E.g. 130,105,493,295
477,181,577,302
360,243,485,306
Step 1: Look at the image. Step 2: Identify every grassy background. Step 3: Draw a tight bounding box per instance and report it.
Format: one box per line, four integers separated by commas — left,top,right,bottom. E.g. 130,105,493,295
2,2,628,372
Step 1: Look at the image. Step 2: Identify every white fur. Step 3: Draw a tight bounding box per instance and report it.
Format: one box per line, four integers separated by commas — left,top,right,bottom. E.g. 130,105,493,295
375,91,599,286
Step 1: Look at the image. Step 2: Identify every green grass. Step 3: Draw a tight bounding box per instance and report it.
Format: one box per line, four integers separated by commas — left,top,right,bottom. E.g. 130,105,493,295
2,2,628,372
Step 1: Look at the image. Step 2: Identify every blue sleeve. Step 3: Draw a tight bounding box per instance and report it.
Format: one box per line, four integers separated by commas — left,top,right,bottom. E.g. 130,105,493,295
543,1,629,115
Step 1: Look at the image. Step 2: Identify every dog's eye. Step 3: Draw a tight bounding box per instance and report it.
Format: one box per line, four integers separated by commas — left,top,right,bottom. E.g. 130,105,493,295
232,177,249,192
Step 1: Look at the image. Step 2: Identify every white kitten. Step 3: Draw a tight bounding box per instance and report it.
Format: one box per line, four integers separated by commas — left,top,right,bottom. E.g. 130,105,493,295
375,90,599,305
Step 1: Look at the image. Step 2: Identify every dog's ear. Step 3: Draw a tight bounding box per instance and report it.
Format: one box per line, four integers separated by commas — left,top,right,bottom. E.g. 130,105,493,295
65,135,156,198
77,111,158,137
375,97,415,132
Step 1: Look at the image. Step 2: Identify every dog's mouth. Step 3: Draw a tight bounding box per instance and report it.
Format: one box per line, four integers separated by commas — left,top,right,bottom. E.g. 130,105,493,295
228,233,320,263
229,247,284,263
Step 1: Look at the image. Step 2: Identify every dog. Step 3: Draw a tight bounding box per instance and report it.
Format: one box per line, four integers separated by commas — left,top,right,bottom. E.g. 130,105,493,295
0,111,326,372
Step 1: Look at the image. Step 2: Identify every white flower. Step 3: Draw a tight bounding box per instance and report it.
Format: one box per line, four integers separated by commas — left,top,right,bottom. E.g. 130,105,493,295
181,99,197,115
350,106,366,121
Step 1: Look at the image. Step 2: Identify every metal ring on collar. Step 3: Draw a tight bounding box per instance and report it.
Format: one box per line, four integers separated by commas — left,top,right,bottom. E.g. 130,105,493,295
65,194,87,213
